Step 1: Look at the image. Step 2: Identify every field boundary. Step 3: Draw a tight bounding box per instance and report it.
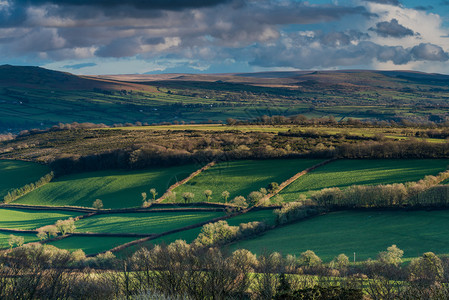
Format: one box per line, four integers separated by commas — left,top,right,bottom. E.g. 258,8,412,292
155,161,216,203
0,202,233,214
71,232,156,238
257,158,337,206
0,204,96,213
0,228,38,234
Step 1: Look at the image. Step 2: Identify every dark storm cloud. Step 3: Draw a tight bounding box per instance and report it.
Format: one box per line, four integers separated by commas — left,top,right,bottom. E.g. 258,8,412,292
0,0,370,61
370,19,415,38
0,0,447,71
14,0,232,10
364,0,401,5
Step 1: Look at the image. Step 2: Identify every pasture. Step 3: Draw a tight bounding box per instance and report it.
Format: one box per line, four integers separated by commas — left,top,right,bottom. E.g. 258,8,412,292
14,165,199,209
227,209,277,227
230,210,449,261
170,159,324,203
115,227,204,258
0,208,81,230
0,231,38,249
0,160,50,198
75,211,224,234
48,236,138,255
279,159,449,202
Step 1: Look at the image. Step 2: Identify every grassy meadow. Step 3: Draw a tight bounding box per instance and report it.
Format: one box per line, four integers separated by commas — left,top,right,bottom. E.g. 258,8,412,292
170,159,324,203
226,209,277,227
279,159,449,202
0,208,81,230
14,165,199,209
115,227,205,258
230,210,449,261
0,231,39,249
0,160,50,198
48,236,138,255
75,211,224,234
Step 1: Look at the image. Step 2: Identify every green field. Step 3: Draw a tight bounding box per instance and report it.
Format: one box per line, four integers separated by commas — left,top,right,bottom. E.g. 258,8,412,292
0,208,81,230
75,211,224,234
0,160,50,198
116,227,204,258
170,159,324,203
116,210,278,256
0,231,39,249
230,210,449,261
227,210,277,227
279,159,449,202
15,165,199,209
48,236,138,255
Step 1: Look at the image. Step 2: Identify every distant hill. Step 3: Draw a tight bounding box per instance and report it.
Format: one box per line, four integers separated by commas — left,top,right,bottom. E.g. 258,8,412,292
2,65,449,132
97,69,449,88
0,65,156,91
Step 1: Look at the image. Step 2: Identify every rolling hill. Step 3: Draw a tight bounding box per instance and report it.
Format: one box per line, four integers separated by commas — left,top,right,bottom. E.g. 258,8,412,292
2,65,449,132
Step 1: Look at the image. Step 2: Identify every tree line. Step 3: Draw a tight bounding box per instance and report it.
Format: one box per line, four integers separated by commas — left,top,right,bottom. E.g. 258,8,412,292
3,172,53,203
306,170,449,209
2,240,449,299
45,138,449,176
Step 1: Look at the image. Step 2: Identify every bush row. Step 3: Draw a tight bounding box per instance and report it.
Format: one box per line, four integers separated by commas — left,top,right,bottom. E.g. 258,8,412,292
3,172,54,203
310,170,449,209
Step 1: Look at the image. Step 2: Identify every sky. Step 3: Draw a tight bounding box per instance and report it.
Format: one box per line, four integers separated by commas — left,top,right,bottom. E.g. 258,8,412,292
1,0,449,75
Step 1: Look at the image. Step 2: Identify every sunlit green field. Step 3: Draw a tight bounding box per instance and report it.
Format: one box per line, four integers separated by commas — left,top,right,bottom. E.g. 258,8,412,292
171,159,324,203
48,236,138,255
0,160,50,198
0,231,38,249
75,211,224,234
230,210,449,261
115,227,204,258
0,208,81,230
279,159,449,202
15,165,199,208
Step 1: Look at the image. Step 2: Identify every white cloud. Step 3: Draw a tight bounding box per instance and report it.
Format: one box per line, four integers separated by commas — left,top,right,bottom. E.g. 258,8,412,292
366,2,449,48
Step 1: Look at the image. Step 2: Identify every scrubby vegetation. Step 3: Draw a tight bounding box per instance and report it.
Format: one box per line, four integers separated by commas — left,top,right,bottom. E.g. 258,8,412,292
3,241,449,299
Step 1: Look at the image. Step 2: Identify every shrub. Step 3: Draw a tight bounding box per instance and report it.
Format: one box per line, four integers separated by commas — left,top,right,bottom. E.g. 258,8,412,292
55,218,76,235
93,199,104,210
182,192,195,204
230,196,248,209
8,235,24,249
298,250,322,268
